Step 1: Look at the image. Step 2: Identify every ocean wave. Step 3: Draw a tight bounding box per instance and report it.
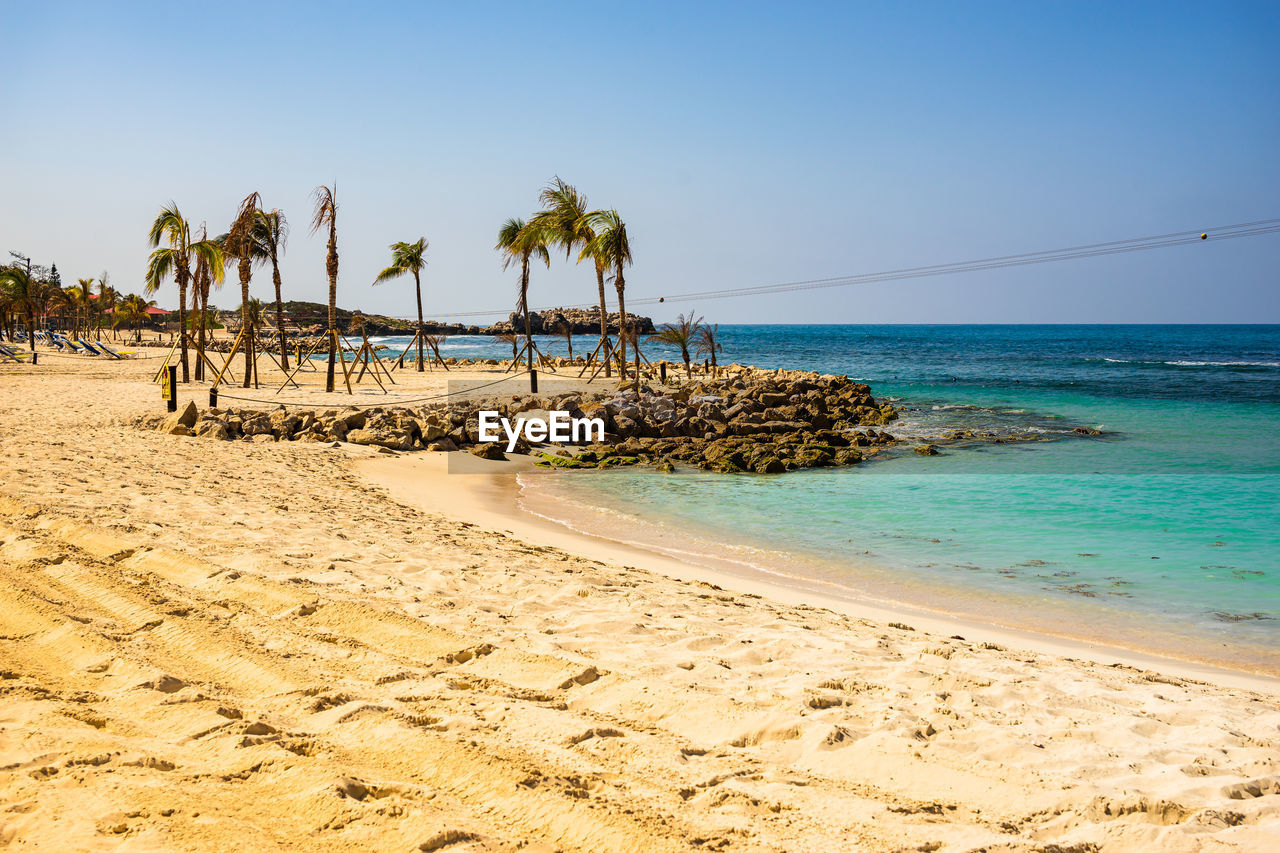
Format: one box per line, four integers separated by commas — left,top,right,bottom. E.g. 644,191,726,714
1095,357,1279,368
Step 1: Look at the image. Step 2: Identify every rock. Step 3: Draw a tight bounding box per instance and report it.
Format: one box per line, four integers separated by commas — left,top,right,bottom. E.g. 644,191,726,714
195,420,229,440
250,434,277,443
469,443,506,461
914,444,939,456
753,455,786,474
419,422,446,442
159,400,198,434
346,428,412,451
339,409,367,430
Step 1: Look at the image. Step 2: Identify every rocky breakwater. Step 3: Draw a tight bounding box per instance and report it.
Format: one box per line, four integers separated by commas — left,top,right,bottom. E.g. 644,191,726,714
137,369,900,475
556,371,898,473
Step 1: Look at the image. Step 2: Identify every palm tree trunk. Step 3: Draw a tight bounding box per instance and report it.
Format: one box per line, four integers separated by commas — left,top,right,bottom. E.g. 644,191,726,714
26,307,35,354
195,277,208,380
239,258,252,388
521,260,534,374
595,264,610,377
615,266,628,380
178,274,190,383
273,256,289,372
414,269,425,371
326,229,338,393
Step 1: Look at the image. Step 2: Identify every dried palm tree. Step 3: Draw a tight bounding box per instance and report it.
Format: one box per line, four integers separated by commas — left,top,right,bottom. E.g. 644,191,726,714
495,218,550,373
491,332,519,361
650,312,704,378
554,315,574,360
373,237,429,370
253,209,290,370
311,185,340,392
532,177,611,375
580,209,632,383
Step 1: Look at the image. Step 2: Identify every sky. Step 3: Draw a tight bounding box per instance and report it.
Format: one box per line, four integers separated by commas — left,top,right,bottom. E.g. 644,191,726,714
3,0,1278,324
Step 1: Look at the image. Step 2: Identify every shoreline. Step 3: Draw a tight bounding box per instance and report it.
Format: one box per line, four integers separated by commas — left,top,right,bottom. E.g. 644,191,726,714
359,451,1280,694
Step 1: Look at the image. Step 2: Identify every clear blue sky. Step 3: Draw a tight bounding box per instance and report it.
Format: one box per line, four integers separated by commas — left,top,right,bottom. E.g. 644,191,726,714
3,1,1278,323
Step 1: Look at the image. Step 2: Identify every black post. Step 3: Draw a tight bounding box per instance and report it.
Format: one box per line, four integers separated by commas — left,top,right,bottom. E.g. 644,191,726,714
530,368,538,393
167,365,177,413
31,351,37,366
659,362,667,383
209,387,218,408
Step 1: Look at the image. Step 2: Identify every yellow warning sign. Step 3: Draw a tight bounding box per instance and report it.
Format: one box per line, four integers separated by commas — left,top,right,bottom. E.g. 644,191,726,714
161,367,172,401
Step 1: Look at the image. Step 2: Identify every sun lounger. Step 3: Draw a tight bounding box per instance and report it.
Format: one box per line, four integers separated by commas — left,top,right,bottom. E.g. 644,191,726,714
79,339,118,358
0,342,29,362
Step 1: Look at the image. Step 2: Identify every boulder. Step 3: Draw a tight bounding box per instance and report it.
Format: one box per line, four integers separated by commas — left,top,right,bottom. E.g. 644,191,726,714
469,443,506,461
195,420,229,440
160,400,198,434
346,428,412,451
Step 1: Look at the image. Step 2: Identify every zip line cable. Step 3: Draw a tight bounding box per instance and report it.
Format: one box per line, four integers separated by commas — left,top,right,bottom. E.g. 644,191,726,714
400,217,1280,320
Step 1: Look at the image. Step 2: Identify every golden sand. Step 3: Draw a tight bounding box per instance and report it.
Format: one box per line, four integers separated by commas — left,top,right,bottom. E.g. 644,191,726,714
1,352,1277,851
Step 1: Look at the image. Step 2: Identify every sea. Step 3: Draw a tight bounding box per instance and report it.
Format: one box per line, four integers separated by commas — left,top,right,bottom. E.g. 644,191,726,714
373,325,1280,673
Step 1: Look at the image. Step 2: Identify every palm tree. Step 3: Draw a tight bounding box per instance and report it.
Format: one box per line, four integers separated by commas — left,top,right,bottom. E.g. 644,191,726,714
253,209,290,370
495,218,550,373
553,314,574,360
188,229,225,379
491,332,519,361
650,312,704,379
116,294,155,341
97,272,115,340
580,209,632,382
65,286,85,339
311,185,340,392
532,177,611,376
0,267,40,354
146,203,222,382
73,278,95,339
373,237,429,370
696,322,722,375
242,297,266,333
43,285,71,335
225,192,265,388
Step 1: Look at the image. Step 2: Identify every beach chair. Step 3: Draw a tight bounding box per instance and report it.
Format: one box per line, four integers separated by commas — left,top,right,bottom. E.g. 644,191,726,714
80,339,116,358
60,335,94,354
97,341,131,358
88,340,124,359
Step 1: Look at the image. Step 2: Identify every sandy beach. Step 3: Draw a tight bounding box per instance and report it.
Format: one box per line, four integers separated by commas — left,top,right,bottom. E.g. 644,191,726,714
2,352,1278,851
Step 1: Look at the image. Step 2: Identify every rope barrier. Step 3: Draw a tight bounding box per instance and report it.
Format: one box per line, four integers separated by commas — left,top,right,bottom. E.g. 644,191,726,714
0,347,164,361
211,370,531,410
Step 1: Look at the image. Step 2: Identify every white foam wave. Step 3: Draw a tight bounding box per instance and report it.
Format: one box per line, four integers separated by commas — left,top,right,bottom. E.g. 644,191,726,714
1096,357,1278,368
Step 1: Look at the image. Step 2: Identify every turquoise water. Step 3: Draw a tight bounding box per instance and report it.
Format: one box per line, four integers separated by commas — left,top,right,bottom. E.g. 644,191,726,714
381,326,1280,671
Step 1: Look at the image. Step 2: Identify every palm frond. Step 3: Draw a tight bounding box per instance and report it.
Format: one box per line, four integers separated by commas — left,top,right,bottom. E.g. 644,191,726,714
310,184,337,234
148,202,186,248
144,247,178,294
